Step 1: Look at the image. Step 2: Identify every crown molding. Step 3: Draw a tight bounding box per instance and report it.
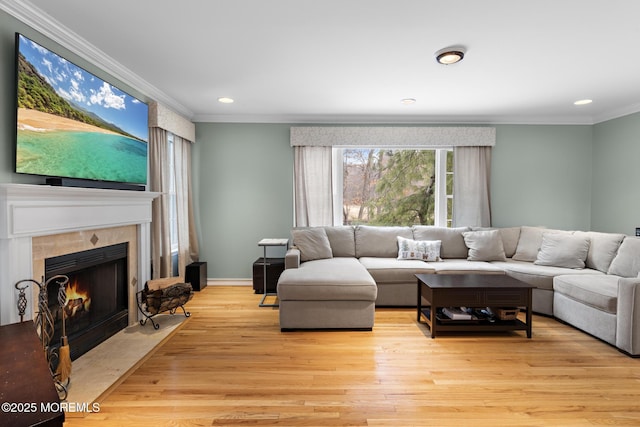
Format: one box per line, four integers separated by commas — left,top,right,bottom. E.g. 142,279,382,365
592,103,640,124
0,0,194,120
190,112,598,125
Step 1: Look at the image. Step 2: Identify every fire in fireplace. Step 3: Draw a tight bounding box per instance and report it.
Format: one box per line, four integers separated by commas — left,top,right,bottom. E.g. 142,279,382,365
46,243,129,361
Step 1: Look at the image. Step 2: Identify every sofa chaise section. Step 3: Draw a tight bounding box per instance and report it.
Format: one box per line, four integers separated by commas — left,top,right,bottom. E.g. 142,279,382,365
277,258,377,330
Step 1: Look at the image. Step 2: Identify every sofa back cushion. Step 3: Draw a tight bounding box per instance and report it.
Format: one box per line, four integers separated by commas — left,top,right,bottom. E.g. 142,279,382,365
573,231,625,273
355,225,413,258
323,226,356,257
412,226,470,259
608,237,640,278
291,228,333,262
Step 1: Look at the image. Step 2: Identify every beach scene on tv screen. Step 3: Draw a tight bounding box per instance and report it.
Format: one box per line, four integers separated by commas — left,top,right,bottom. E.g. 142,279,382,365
16,34,148,184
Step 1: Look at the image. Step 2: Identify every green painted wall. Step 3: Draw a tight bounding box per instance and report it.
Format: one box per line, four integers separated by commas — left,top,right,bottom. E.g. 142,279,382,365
490,125,593,230
192,123,294,279
591,112,640,234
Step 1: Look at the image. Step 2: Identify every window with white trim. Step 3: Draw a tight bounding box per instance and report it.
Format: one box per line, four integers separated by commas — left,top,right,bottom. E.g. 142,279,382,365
167,133,179,255
334,147,453,227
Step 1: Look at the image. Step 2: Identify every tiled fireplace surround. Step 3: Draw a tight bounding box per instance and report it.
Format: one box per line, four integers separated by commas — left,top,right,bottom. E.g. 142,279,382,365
0,184,158,327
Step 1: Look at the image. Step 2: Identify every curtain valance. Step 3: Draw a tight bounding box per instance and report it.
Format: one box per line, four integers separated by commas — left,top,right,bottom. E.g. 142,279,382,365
290,126,496,147
149,101,196,143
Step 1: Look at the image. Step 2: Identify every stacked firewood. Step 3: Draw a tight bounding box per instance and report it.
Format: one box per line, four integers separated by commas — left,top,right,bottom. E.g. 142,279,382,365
143,282,193,315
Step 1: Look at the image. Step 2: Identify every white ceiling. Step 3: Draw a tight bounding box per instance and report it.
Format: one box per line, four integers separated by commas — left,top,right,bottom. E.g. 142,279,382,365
8,0,640,124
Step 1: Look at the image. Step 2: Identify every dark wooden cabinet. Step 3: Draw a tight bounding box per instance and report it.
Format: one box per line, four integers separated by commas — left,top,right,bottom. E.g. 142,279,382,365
252,258,285,294
0,322,65,427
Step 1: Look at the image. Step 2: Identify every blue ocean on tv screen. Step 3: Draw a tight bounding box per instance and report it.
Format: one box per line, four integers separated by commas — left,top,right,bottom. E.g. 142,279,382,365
17,130,148,184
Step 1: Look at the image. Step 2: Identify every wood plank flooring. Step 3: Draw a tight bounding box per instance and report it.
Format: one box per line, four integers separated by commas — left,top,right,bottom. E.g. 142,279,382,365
65,285,640,427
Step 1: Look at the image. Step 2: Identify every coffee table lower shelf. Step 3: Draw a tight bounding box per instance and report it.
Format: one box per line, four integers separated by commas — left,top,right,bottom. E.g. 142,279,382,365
419,308,530,336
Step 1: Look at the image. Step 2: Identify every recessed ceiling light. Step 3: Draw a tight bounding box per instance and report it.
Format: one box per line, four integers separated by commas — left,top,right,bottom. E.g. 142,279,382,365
218,97,234,104
574,99,593,106
435,47,465,65
401,98,416,105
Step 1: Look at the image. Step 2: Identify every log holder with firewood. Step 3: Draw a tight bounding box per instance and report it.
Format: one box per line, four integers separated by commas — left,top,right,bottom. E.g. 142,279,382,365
136,277,193,329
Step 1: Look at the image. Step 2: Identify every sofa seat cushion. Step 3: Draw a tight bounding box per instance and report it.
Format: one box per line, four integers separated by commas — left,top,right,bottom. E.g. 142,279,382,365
491,259,604,291
553,275,619,314
277,258,377,301
429,259,505,274
358,257,435,284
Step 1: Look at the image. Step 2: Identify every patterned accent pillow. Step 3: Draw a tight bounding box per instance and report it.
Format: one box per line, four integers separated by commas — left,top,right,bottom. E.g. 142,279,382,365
397,236,442,262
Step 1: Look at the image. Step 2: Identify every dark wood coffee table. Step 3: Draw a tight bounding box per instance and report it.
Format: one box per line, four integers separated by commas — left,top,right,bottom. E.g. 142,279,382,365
416,273,534,338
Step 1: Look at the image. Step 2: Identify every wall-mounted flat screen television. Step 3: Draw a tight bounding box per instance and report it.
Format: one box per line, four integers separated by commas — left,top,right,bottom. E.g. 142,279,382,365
15,33,149,187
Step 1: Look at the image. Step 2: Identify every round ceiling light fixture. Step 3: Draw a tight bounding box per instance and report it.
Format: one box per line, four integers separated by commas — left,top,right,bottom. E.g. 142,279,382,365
435,47,465,65
218,97,234,104
574,99,593,106
401,98,416,105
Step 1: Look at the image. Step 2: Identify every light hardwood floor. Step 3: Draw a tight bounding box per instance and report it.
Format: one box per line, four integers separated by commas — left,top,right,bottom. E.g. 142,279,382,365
65,285,640,427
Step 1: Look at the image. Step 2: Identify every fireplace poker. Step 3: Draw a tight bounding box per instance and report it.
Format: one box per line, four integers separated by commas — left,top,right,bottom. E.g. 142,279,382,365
55,276,72,384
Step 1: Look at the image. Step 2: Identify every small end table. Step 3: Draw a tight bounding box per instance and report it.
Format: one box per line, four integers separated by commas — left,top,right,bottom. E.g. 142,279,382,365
258,238,289,307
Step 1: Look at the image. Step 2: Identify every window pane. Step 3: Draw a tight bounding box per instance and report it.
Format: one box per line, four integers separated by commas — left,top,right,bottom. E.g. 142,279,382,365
446,150,454,172
342,148,438,226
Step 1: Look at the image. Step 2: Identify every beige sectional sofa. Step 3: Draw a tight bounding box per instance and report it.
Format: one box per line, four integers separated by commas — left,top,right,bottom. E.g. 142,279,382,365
277,225,640,356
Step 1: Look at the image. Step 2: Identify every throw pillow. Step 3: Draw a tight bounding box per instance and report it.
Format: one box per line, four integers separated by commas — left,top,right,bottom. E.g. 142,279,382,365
512,226,547,261
573,231,625,272
471,227,521,258
397,236,441,262
291,228,333,262
608,237,640,278
534,233,590,269
462,230,507,261
512,226,570,262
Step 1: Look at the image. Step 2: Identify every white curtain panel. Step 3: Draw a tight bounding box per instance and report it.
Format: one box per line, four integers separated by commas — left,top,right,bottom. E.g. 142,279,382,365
173,135,198,275
453,146,492,227
149,127,172,278
294,146,334,226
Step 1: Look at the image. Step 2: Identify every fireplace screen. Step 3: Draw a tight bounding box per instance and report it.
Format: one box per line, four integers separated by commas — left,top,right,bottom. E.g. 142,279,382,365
46,243,128,360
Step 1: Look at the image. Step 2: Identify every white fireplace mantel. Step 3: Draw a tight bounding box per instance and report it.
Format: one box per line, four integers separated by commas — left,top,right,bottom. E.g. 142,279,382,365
0,184,159,325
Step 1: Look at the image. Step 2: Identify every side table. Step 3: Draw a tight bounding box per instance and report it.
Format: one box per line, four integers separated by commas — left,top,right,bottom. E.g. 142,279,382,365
258,238,289,307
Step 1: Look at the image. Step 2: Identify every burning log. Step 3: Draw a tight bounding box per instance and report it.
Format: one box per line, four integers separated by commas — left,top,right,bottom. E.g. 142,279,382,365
64,297,86,317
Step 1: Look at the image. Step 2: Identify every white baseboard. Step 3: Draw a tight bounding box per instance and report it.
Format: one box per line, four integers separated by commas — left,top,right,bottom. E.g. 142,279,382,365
206,278,252,286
